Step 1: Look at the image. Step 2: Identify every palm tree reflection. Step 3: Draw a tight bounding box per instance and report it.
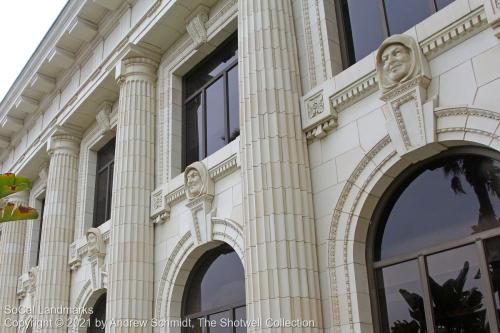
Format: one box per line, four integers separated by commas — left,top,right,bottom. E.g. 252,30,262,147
392,261,488,333
443,156,500,233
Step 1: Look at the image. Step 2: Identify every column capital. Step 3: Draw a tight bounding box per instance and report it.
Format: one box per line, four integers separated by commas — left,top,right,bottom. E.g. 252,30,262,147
47,133,81,156
118,57,158,84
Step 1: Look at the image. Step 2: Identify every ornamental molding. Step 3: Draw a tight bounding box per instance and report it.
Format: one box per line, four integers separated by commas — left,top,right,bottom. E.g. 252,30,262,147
422,7,488,55
150,152,239,223
376,35,435,156
155,217,244,320
69,226,110,271
303,74,377,141
205,0,237,28
95,101,113,136
485,0,500,38
326,106,500,329
302,6,489,140
17,267,38,300
186,6,210,50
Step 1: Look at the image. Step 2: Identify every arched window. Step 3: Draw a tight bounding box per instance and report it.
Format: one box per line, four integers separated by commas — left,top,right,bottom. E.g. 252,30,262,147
182,245,246,332
87,293,106,333
368,149,500,333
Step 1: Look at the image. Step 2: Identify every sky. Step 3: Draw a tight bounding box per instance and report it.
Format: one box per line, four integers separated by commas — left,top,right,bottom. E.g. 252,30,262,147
0,0,68,103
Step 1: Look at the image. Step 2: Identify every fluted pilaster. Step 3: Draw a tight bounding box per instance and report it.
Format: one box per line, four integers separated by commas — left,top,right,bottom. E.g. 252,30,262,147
106,57,157,333
239,0,322,331
34,134,80,333
0,190,28,332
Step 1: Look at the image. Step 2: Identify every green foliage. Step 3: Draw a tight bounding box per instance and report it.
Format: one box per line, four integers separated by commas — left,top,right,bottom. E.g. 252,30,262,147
0,173,38,223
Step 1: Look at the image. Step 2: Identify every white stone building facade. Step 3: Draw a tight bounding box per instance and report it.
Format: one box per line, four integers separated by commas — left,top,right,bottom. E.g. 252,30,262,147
0,0,499,332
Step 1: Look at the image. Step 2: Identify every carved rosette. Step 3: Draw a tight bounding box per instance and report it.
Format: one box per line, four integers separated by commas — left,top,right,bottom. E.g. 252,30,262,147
184,161,215,244
376,34,437,156
301,90,338,140
151,188,170,224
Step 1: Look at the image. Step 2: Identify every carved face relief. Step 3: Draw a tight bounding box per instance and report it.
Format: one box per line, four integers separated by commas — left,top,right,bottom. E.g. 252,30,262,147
376,34,430,96
184,161,213,201
87,232,97,247
381,43,412,83
186,169,202,197
86,228,105,257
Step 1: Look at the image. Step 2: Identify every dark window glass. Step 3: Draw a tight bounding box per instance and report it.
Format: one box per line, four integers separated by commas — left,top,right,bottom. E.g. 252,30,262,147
93,138,115,227
378,260,426,332
486,237,500,316
234,306,246,333
384,0,433,35
185,95,203,166
35,199,45,266
228,65,240,141
371,152,500,333
183,245,246,333
436,0,455,10
206,78,226,156
185,248,245,314
183,34,239,168
337,0,456,67
427,245,491,332
185,38,238,97
87,293,106,333
339,0,386,63
209,311,231,333
379,155,500,260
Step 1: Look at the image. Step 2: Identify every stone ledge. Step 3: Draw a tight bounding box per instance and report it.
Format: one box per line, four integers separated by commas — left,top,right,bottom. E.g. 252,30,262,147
150,138,240,223
302,4,489,142
68,220,111,271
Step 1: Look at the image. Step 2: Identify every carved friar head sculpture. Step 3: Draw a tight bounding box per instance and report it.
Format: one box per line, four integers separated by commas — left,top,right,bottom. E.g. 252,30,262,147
184,161,214,200
376,34,430,95
86,228,105,257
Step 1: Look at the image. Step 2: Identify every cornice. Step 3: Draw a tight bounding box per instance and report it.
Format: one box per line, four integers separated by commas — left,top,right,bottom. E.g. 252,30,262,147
420,6,488,58
0,0,79,114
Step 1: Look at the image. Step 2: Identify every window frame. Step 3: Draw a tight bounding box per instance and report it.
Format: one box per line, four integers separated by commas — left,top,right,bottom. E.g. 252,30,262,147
182,33,239,169
335,0,452,68
367,147,500,333
35,198,45,266
181,244,246,333
92,138,115,228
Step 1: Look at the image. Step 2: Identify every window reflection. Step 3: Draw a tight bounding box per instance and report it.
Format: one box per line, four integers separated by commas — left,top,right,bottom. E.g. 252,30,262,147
338,0,385,63
372,152,500,333
384,0,433,35
209,311,231,333
380,156,500,260
206,78,226,156
93,139,115,227
486,237,500,318
183,34,239,167
336,0,457,67
427,245,490,332
378,260,427,332
183,245,246,333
